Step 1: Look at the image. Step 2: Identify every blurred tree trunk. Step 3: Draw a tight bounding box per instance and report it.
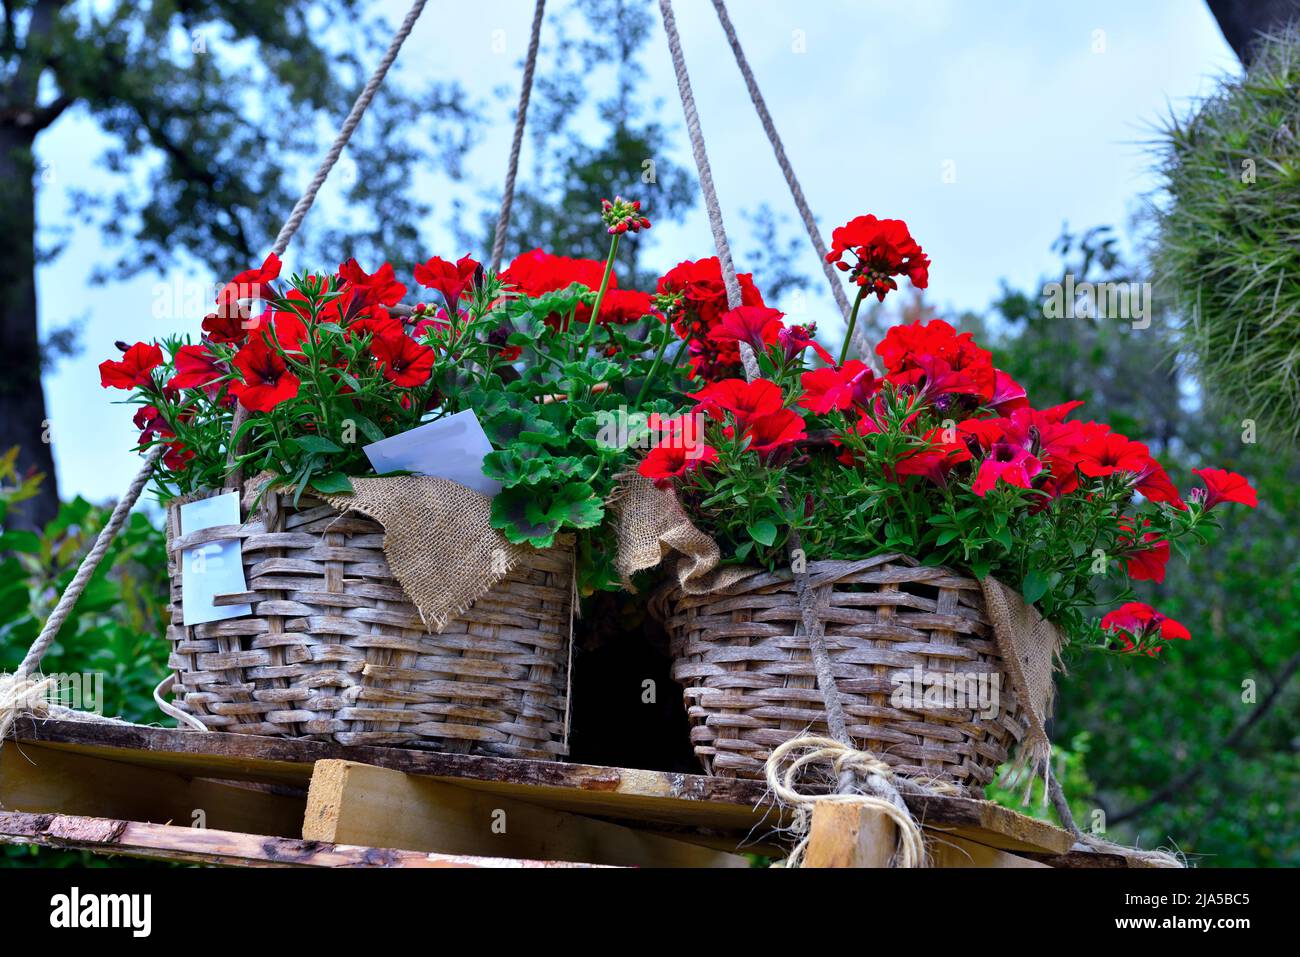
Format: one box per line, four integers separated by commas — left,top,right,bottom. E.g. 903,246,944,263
1207,0,1300,63
0,122,58,530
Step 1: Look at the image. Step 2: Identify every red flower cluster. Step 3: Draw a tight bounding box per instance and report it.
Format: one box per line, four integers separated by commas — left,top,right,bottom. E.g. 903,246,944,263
1101,602,1190,656
826,215,930,302
656,258,767,379
100,342,164,390
639,377,806,487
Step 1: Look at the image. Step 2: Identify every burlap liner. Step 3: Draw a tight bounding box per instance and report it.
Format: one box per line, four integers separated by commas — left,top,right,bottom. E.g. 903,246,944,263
612,473,1063,773
237,474,536,634
316,476,538,634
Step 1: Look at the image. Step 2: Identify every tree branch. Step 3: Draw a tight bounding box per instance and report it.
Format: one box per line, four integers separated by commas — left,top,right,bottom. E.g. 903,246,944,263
1109,647,1300,826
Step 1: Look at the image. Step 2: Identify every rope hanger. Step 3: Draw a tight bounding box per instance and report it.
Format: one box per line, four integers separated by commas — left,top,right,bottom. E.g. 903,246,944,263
10,0,868,786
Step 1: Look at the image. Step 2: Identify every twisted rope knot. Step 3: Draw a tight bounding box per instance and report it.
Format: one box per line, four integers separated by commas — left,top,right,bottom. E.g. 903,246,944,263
764,735,965,867
0,674,56,741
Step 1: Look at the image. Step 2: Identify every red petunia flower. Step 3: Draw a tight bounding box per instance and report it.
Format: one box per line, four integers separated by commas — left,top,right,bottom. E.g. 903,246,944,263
214,253,281,323
1192,468,1257,510
371,332,434,387
826,215,930,302
691,378,784,426
638,442,718,489
737,408,807,456
972,443,1043,497
414,255,480,312
989,370,1029,416
1119,519,1170,583
338,258,407,309
1073,431,1151,478
167,345,224,391
100,342,164,390
798,360,880,414
894,426,973,487
133,405,172,446
1101,602,1190,654
162,442,195,471
777,324,834,364
707,306,785,356
347,312,405,343
230,339,300,412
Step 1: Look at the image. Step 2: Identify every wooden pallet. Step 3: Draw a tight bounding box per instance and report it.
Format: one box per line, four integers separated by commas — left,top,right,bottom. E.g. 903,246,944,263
0,717,1142,868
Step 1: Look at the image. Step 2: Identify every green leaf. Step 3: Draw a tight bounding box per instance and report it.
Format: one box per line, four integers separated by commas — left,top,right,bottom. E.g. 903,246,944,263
294,435,344,455
538,482,604,529
309,472,354,495
747,519,778,547
482,450,550,487
491,488,560,548
349,415,387,444
0,529,42,554
1021,569,1050,605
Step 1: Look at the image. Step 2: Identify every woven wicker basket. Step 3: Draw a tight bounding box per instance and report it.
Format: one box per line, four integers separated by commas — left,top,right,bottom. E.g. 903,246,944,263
652,554,1027,792
164,489,573,759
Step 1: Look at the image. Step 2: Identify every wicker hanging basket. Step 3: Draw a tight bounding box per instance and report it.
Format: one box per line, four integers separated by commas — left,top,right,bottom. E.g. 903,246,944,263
652,554,1028,792
164,488,573,760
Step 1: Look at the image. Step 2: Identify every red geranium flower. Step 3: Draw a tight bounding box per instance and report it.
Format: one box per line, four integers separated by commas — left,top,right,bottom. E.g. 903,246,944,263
230,339,300,412
167,345,224,391
798,360,880,414
504,249,608,297
656,257,765,332
1192,468,1257,510
826,215,930,302
414,255,480,312
877,320,995,402
593,288,656,325
371,333,434,387
100,342,164,390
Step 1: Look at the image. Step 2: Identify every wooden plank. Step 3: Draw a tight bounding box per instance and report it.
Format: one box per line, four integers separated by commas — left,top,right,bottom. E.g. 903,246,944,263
0,810,603,868
0,742,305,839
8,718,1075,856
304,760,748,868
803,803,895,867
927,833,1050,868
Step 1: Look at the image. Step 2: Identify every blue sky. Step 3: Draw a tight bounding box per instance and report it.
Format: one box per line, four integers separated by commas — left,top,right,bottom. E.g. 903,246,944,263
35,0,1237,502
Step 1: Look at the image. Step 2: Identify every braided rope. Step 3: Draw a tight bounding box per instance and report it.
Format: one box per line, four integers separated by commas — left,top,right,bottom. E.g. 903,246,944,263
657,0,759,382
227,0,429,478
14,444,165,680
657,0,856,765
9,3,431,693
269,0,428,258
490,0,546,273
708,0,853,326
658,0,931,864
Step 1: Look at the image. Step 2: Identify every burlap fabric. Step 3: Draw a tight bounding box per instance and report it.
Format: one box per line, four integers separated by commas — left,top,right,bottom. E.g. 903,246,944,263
317,475,531,633
613,474,1063,775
